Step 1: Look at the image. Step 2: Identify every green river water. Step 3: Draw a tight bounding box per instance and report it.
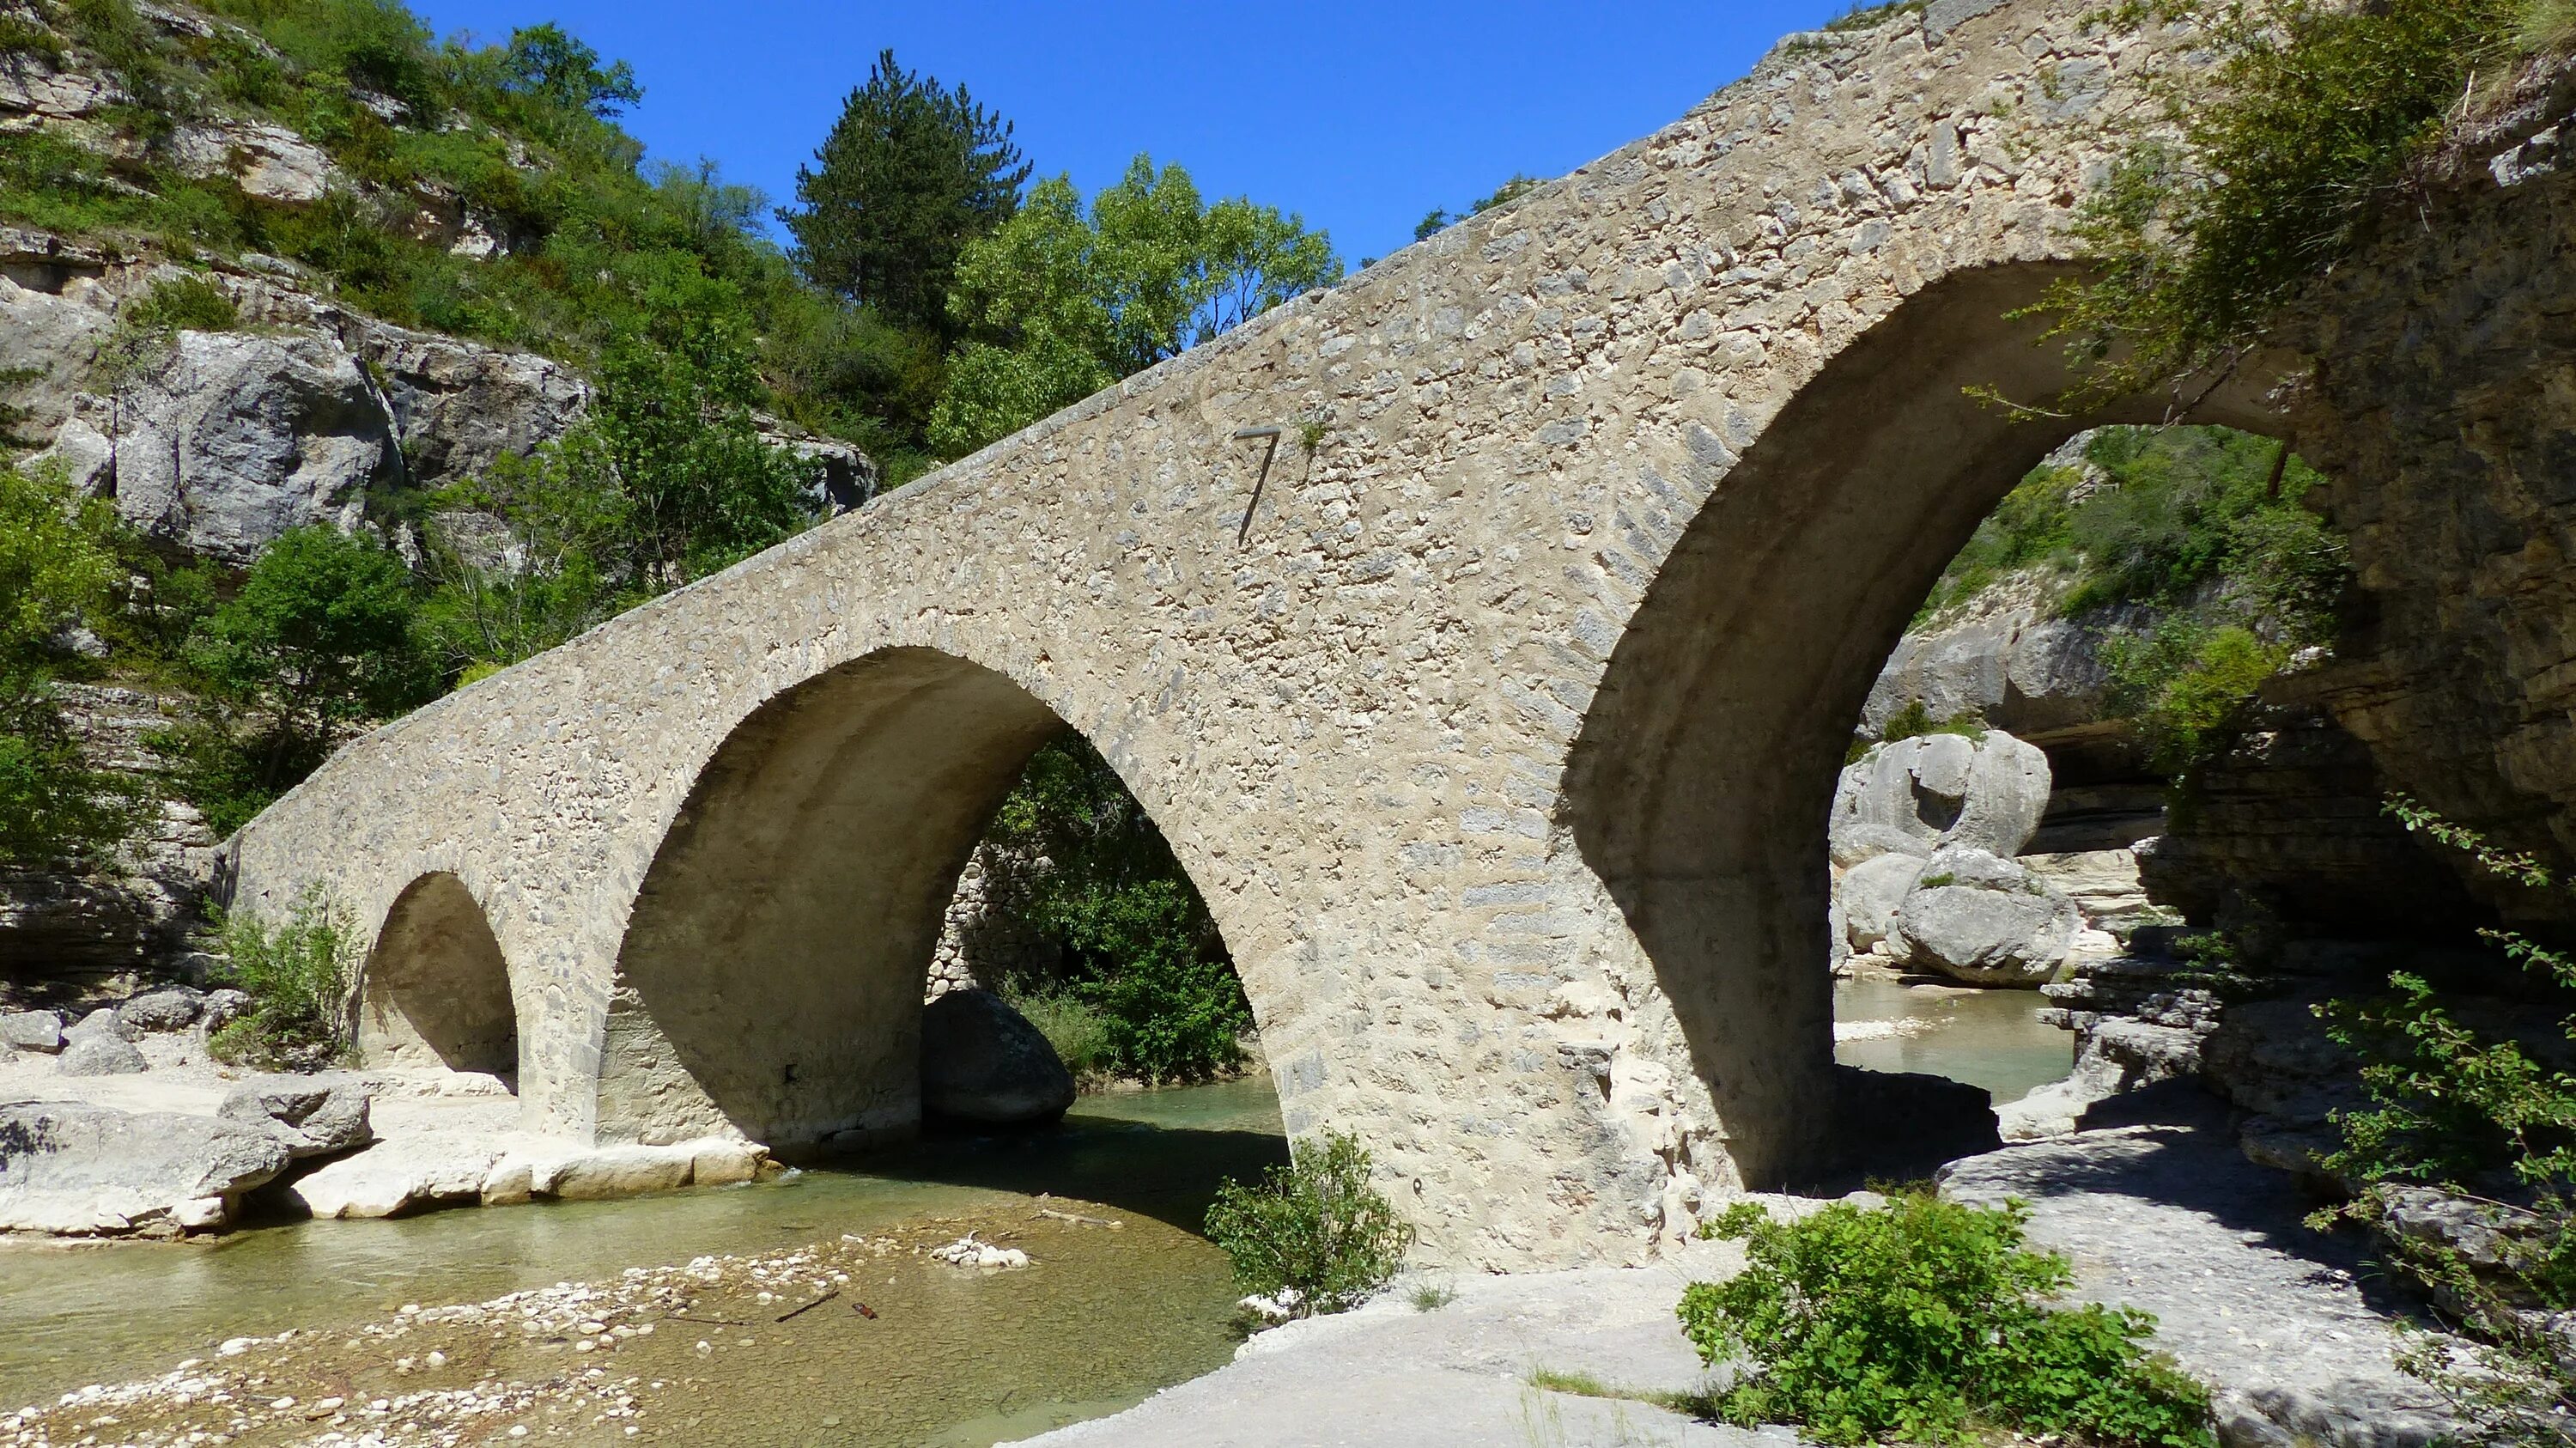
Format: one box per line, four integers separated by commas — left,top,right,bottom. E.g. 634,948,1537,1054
0,984,2068,1443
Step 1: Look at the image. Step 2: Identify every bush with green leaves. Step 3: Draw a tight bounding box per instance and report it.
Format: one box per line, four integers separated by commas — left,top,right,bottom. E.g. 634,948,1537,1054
2305,797,2576,1440
1203,1129,1413,1317
207,889,359,1070
998,983,1114,1083
1680,1194,2214,1446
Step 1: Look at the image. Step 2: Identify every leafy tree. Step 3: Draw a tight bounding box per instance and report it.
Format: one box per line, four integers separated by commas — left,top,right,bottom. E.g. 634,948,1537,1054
496,21,640,119
782,48,1029,331
931,156,1340,455
558,270,820,587
161,526,440,835
0,464,140,863
419,446,629,677
983,734,1250,1082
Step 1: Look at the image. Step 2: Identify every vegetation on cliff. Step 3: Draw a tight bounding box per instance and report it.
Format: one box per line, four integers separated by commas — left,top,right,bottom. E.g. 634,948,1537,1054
2038,0,2566,407
1914,424,2347,776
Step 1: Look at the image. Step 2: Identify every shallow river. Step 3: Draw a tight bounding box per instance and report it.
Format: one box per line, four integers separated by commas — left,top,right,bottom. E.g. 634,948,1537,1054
1,1080,1288,1444
1833,975,2075,1103
2,991,2069,1443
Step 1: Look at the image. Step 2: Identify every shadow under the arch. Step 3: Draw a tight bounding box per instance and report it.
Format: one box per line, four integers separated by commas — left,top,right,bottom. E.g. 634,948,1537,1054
802,1084,1293,1238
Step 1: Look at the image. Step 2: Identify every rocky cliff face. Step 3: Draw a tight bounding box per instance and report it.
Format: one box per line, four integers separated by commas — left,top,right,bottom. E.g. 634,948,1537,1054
2286,63,2576,939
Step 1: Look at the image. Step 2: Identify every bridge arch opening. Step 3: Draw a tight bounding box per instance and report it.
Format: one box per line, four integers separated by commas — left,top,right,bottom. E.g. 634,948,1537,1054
598,645,1255,1152
359,872,521,1080
1562,262,2286,1188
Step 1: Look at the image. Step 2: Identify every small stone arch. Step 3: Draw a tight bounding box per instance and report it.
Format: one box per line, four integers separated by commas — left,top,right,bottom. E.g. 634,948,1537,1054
593,645,1234,1151
359,872,521,1079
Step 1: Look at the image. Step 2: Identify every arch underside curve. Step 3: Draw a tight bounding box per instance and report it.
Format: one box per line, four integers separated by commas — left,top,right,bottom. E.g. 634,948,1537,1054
598,647,1078,1147
361,871,521,1079
1562,262,2280,1185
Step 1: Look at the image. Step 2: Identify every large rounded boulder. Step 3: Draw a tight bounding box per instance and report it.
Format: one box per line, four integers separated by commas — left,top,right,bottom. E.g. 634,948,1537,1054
919,989,1076,1127
1829,729,2050,867
1889,847,2080,987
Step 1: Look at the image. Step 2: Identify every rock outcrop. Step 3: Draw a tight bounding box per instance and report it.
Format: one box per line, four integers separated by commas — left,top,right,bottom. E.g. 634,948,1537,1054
1831,730,2105,983
2284,61,2576,940
220,1074,374,1159
918,988,1076,1126
0,1100,292,1236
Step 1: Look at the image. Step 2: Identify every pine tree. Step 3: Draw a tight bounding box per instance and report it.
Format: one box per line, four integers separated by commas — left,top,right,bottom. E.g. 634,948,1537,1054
781,50,1030,332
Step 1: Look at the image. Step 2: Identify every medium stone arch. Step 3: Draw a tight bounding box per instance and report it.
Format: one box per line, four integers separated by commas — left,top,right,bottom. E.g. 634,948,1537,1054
360,871,521,1078
592,645,1225,1150
1560,261,2281,1184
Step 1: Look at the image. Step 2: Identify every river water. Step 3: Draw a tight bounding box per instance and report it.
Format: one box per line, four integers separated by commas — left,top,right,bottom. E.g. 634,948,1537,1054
1,989,2069,1442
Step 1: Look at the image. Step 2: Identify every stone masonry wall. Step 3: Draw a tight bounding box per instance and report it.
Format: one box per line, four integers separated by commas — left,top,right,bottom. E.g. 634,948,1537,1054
228,0,2228,1269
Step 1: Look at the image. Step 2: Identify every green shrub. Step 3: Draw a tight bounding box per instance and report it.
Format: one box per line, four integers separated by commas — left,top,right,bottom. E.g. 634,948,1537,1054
1204,1129,1413,1317
2304,798,2576,1439
1680,1195,2214,1446
125,275,240,334
1001,983,1114,1082
208,888,359,1070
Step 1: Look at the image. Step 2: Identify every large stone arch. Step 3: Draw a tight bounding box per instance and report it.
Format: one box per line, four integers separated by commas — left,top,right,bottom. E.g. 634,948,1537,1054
597,646,1128,1148
1560,260,2283,1181
360,871,521,1078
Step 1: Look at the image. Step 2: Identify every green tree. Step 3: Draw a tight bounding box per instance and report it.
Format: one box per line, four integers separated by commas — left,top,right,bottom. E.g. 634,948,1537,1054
496,21,641,119
419,446,629,678
930,156,1340,455
162,526,440,834
0,464,140,863
984,734,1250,1082
781,48,1029,331
560,271,820,587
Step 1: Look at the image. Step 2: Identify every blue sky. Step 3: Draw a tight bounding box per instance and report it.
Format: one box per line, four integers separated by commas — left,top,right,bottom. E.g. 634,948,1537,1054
409,2,1850,266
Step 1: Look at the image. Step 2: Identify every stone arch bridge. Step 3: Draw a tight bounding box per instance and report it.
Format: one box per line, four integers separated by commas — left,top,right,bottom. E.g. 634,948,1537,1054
229,0,2281,1267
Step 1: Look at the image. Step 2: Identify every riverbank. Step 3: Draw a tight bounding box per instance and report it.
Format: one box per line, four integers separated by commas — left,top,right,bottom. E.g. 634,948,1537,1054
1019,1086,2459,1448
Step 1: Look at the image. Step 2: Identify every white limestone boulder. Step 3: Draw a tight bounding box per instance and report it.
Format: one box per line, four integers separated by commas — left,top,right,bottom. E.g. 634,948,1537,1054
57,1031,148,1075
1832,730,2053,867
0,1102,291,1235
1889,846,2079,987
1,1010,64,1054
1839,852,1926,952
220,1074,374,1159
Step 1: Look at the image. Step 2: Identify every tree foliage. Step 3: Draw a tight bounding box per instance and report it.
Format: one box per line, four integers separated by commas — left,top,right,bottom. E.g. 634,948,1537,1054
1682,1195,2214,1446
984,735,1250,1083
930,156,1340,455
1913,426,2347,777
2034,0,2530,406
0,465,144,864
158,526,440,835
781,48,1027,332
